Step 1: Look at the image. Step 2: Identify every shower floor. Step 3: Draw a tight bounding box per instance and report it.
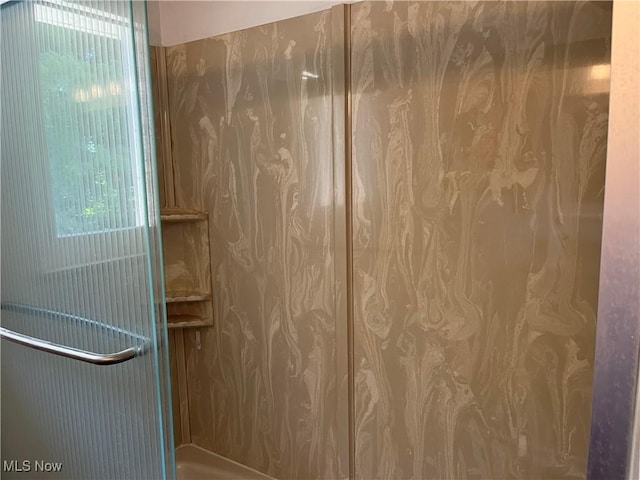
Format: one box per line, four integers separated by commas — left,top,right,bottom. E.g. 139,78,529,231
176,444,274,480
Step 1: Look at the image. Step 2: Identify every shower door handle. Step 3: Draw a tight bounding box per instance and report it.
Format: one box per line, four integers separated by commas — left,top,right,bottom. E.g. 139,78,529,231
0,303,150,366
0,327,142,365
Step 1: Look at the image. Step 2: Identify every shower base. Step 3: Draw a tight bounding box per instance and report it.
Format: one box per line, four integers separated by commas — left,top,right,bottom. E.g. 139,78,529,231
176,444,275,480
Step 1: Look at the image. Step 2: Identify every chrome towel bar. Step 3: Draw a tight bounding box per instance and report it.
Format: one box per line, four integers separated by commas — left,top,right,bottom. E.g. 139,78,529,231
0,303,150,366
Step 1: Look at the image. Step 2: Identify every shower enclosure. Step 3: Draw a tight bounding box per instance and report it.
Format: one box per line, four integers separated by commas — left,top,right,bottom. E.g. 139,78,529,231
2,1,637,479
153,1,624,479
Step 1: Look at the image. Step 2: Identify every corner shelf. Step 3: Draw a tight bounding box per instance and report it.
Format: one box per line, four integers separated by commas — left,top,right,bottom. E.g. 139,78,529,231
165,291,211,303
161,207,213,330
161,208,208,223
167,314,212,329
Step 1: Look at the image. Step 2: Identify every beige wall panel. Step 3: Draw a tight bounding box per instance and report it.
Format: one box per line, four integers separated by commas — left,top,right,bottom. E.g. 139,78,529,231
168,330,183,447
164,9,343,480
350,2,612,479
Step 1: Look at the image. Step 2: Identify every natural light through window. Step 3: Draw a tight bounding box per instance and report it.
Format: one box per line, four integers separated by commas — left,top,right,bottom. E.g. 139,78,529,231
34,0,145,237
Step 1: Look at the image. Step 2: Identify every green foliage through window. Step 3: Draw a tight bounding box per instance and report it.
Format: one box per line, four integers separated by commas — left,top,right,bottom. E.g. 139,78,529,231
37,21,140,236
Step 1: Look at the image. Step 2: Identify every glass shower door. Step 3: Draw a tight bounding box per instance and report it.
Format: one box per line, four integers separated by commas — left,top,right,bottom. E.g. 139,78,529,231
0,1,175,479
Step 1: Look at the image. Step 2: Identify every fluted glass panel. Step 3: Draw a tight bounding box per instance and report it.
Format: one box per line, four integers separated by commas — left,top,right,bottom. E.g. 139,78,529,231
0,1,174,479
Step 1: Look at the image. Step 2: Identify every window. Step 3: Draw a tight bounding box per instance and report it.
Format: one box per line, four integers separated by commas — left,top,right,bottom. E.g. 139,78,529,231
34,1,145,237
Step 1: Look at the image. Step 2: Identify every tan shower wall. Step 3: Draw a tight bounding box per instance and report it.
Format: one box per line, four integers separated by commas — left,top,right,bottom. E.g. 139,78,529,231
161,8,346,480
350,1,611,479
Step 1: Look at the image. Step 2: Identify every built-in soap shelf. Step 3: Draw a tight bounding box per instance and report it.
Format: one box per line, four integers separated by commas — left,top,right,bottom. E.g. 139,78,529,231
161,208,208,223
166,314,211,330
161,208,213,330
165,291,211,303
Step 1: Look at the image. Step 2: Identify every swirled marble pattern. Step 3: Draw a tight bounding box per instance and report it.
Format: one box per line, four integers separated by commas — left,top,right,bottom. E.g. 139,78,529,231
160,2,612,479
164,9,343,480
351,1,611,479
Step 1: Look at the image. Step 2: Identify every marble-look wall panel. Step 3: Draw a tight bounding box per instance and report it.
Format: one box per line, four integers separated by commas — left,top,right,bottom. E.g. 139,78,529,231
167,329,183,447
350,2,611,479
165,9,344,480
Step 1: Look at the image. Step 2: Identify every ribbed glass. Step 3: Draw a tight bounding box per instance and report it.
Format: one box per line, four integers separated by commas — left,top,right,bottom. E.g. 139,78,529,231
0,1,174,479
